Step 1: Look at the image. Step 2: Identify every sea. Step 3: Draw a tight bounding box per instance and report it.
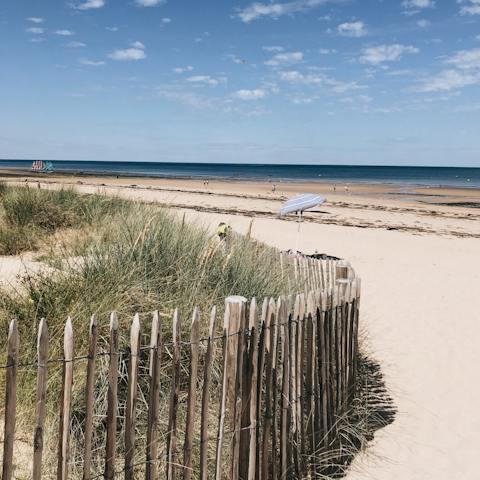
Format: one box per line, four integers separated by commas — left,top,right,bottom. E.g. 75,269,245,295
1,160,480,189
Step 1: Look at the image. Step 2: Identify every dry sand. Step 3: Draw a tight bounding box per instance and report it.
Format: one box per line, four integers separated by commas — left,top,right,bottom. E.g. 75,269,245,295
1,173,479,479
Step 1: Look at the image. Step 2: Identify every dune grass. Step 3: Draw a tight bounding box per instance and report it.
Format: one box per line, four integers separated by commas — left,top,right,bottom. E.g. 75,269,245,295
0,185,293,478
0,184,129,255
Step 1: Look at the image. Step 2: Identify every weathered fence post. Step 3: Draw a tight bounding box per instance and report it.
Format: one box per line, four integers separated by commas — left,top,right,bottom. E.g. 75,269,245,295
260,298,276,480
125,314,141,480
83,315,97,480
33,318,48,480
57,318,74,480
146,311,162,480
199,307,217,480
279,297,290,478
105,313,119,480
246,298,259,480
229,296,248,480
166,309,181,480
2,319,19,480
183,308,200,480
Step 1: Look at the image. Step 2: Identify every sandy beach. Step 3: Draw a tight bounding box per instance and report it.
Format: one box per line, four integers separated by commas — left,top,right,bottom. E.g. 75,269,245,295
1,172,479,479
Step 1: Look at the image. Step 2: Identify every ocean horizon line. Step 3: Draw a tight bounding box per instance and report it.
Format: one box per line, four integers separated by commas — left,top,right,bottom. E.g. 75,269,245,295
1,158,480,170
1,159,480,189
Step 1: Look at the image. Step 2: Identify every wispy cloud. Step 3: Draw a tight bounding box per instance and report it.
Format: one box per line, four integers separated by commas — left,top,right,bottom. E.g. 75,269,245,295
417,19,430,28
156,89,214,109
279,70,365,93
360,44,419,65
402,0,435,15
80,59,105,66
446,48,480,70
135,0,166,6
66,41,86,48
26,27,44,34
414,47,480,92
415,69,479,92
108,41,146,61
106,26,118,32
263,46,285,52
237,0,335,23
459,0,480,15
74,0,105,10
55,30,74,36
27,17,45,24
337,21,367,37
186,75,220,86
265,51,303,66
173,66,194,74
232,89,267,100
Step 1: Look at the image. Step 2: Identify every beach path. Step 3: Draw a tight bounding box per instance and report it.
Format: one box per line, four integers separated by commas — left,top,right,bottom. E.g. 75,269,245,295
175,208,480,480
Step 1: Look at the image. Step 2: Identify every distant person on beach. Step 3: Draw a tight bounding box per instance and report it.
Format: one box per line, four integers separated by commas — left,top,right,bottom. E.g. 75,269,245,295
333,184,336,192
344,184,349,194
272,184,276,193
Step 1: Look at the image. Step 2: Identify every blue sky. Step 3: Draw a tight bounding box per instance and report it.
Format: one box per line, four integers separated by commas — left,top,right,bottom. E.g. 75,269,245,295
0,0,479,166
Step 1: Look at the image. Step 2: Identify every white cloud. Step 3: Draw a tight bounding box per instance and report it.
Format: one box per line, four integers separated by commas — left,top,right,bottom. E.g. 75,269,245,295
27,17,45,24
459,0,480,15
403,0,435,8
414,47,480,92
186,75,220,86
55,30,74,36
109,43,146,61
279,70,364,93
26,27,44,34
74,0,105,10
263,45,285,52
360,44,419,65
415,69,479,92
135,0,166,6
80,59,105,66
446,47,480,69
417,19,430,28
156,89,214,109
66,41,86,48
162,17,172,23
337,21,367,38
402,0,435,14
106,26,118,32
265,51,303,66
232,89,267,100
173,66,194,74
237,0,334,23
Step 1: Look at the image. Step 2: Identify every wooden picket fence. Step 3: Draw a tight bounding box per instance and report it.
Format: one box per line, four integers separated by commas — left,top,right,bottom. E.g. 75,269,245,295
0,258,360,480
